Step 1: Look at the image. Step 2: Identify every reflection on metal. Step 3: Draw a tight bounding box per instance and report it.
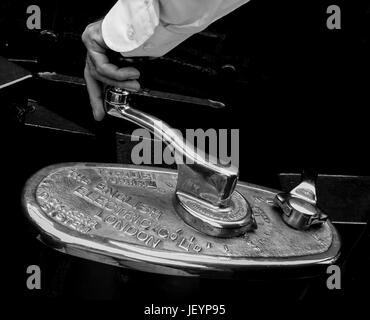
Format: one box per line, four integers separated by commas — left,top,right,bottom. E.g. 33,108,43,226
278,173,370,224
133,89,225,109
23,163,340,277
105,87,249,238
22,87,341,277
275,170,328,230
36,72,225,108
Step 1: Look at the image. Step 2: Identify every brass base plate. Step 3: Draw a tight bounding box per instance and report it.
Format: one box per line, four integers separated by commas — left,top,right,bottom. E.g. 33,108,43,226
22,163,340,277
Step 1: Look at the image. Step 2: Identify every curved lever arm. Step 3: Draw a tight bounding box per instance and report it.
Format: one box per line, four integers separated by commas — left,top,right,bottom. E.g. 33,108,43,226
104,87,238,209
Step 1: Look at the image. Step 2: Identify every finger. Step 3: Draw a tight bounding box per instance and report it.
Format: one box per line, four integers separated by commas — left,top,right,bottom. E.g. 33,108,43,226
86,59,140,91
84,65,105,121
94,75,141,91
88,51,140,81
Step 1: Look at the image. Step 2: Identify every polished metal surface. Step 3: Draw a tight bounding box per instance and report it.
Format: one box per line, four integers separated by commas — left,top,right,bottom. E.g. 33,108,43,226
275,170,328,230
134,88,226,109
36,72,225,108
105,87,250,237
23,163,340,277
21,87,341,277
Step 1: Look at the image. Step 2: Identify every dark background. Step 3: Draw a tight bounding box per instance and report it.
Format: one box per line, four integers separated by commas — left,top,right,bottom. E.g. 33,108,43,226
1,0,369,313
1,0,370,183
2,0,370,175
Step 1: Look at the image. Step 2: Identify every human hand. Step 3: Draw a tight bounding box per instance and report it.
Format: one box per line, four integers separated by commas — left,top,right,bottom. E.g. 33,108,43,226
82,20,140,120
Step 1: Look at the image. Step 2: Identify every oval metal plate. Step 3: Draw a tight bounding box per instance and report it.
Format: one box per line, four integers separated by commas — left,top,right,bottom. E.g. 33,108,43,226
22,163,340,277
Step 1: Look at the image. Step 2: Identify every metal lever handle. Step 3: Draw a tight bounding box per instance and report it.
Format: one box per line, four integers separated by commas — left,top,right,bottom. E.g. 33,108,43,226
104,87,255,237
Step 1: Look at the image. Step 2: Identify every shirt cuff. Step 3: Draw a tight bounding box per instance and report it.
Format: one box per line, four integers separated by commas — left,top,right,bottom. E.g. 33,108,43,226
102,0,159,53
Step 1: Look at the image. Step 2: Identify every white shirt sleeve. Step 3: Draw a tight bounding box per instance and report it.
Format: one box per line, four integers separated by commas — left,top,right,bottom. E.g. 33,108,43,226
102,0,250,57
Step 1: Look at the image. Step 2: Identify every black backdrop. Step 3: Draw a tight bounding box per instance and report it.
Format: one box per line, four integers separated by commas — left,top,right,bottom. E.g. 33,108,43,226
1,0,369,183
1,0,369,311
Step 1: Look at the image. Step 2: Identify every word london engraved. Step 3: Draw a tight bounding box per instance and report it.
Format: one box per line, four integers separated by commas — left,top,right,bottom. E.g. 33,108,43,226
22,87,341,277
23,163,340,277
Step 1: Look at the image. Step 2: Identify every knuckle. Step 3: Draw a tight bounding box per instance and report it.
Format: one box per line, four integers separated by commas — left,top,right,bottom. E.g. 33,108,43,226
89,68,99,79
95,65,103,74
81,27,90,42
81,23,96,43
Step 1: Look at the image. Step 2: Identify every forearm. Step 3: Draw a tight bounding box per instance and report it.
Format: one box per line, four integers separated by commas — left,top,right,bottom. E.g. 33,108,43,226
102,0,250,57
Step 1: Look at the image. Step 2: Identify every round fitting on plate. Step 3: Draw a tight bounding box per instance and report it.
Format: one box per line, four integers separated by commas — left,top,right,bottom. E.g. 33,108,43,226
175,190,256,238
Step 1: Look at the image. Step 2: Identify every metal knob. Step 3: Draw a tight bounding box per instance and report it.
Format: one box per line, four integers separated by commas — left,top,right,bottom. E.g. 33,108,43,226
274,170,328,230
104,87,256,238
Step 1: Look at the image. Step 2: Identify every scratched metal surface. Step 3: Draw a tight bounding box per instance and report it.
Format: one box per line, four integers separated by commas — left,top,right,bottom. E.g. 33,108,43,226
23,163,340,276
